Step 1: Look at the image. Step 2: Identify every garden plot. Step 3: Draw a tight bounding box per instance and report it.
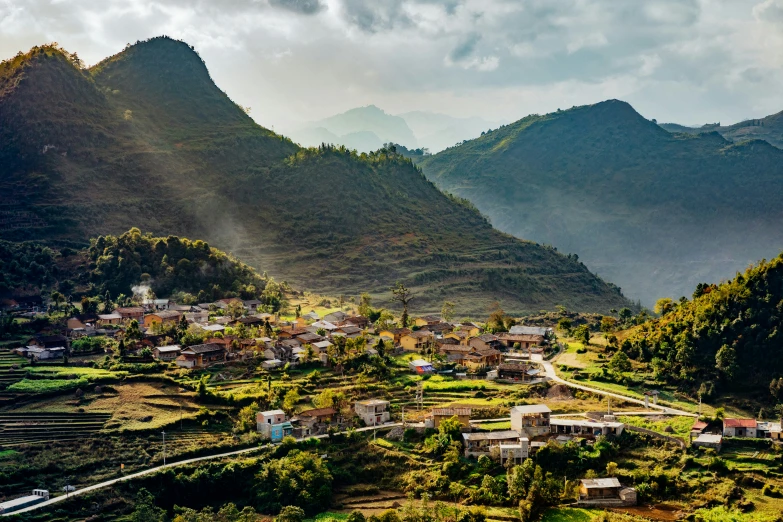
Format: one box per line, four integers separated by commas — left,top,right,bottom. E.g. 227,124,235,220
0,411,110,446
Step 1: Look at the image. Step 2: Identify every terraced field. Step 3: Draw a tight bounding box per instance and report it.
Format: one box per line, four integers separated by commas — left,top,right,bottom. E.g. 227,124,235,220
0,348,26,390
0,411,110,447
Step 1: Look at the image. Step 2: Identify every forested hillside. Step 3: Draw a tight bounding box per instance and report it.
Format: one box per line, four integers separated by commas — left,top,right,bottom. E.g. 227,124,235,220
419,100,783,305
622,253,783,396
0,38,630,314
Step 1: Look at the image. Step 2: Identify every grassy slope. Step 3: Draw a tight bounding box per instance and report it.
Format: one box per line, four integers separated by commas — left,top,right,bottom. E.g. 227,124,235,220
0,38,630,315
661,109,783,149
419,100,783,306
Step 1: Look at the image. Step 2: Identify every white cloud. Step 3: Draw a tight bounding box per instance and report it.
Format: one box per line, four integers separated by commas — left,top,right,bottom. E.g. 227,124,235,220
0,0,780,130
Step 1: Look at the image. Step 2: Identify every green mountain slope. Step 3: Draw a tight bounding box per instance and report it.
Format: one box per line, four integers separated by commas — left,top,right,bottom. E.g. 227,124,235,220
419,100,783,305
623,253,783,396
660,110,783,149
0,38,631,315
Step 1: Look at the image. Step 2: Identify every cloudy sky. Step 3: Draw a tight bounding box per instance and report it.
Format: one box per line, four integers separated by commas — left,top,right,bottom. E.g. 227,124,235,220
2,0,782,133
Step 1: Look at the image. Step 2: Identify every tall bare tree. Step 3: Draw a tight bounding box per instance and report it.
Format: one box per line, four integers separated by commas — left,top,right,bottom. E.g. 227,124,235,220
390,282,415,328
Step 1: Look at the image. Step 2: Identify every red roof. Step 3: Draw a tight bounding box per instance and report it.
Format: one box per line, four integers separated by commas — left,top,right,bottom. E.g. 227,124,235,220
724,418,757,428
691,421,708,432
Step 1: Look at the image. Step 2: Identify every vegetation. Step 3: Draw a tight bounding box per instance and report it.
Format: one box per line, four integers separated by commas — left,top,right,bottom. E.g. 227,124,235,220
623,253,783,398
0,38,630,315
419,100,783,306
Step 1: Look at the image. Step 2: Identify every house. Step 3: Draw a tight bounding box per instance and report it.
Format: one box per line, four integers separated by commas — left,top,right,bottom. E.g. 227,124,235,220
115,307,144,322
67,317,89,330
296,332,325,345
31,334,69,349
324,311,348,323
15,346,65,360
298,407,337,425
444,330,470,346
400,330,434,351
691,433,723,451
551,419,624,437
421,322,453,335
451,322,481,337
262,359,284,370
233,316,265,327
218,297,243,306
414,315,442,327
256,312,276,325
142,310,182,329
97,313,123,326
757,419,783,441
355,399,391,425
153,345,182,361
469,334,503,352
184,310,209,324
243,300,262,312
509,325,551,337
408,359,434,374
308,321,339,334
497,363,538,381
578,478,636,507
312,340,333,353
378,328,411,344
458,348,501,370
723,418,757,438
257,410,293,442
511,404,552,437
342,315,369,329
334,325,362,338
462,430,521,458
142,298,171,311
201,324,225,334
176,343,226,368
497,333,546,349
430,407,471,428
303,311,320,321
0,489,51,515
499,437,530,465
278,328,308,340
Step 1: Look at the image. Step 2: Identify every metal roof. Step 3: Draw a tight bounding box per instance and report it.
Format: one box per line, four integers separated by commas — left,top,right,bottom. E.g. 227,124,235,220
580,478,622,489
462,430,520,441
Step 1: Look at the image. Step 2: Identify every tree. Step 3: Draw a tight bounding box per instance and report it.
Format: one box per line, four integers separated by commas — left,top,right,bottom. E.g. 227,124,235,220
573,324,590,345
235,403,259,433
125,319,143,342
103,290,113,311
277,506,306,522
654,297,675,316
715,344,738,379
130,488,166,522
283,389,300,414
80,296,99,314
359,292,373,317
227,300,245,320
390,282,414,328
609,350,631,373
557,317,572,333
441,301,455,322
507,459,535,502
605,461,618,476
618,307,632,323
50,291,64,311
770,378,783,402
256,451,333,515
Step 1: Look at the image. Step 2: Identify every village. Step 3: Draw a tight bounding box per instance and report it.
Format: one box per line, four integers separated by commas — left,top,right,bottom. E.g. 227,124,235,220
3,294,783,519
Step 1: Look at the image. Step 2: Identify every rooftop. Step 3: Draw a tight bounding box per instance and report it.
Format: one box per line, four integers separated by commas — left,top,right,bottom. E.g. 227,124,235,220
356,399,389,406
724,418,757,428
512,404,552,415
581,478,622,489
694,433,723,444
462,430,520,441
509,325,550,336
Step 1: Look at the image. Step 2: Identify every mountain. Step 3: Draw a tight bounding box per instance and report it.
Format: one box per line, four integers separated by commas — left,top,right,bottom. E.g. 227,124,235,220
398,111,504,153
0,38,631,315
418,100,783,306
290,105,416,152
622,253,783,397
660,109,783,149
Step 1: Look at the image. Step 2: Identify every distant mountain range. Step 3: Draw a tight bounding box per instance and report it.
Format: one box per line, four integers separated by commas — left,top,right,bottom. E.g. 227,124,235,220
0,37,630,315
659,110,783,149
288,105,503,153
419,100,783,306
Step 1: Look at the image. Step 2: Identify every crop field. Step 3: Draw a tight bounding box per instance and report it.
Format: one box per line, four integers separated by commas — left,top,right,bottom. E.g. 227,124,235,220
0,411,110,446
618,415,695,441
8,377,89,393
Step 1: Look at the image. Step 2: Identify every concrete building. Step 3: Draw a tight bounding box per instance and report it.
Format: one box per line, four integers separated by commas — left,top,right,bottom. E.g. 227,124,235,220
510,404,551,437
691,433,723,451
499,437,530,465
550,418,625,437
430,407,471,428
0,490,50,515
257,410,293,442
462,430,521,458
355,399,390,426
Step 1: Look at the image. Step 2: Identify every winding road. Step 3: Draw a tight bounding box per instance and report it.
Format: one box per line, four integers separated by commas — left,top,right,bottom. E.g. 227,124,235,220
3,423,403,516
